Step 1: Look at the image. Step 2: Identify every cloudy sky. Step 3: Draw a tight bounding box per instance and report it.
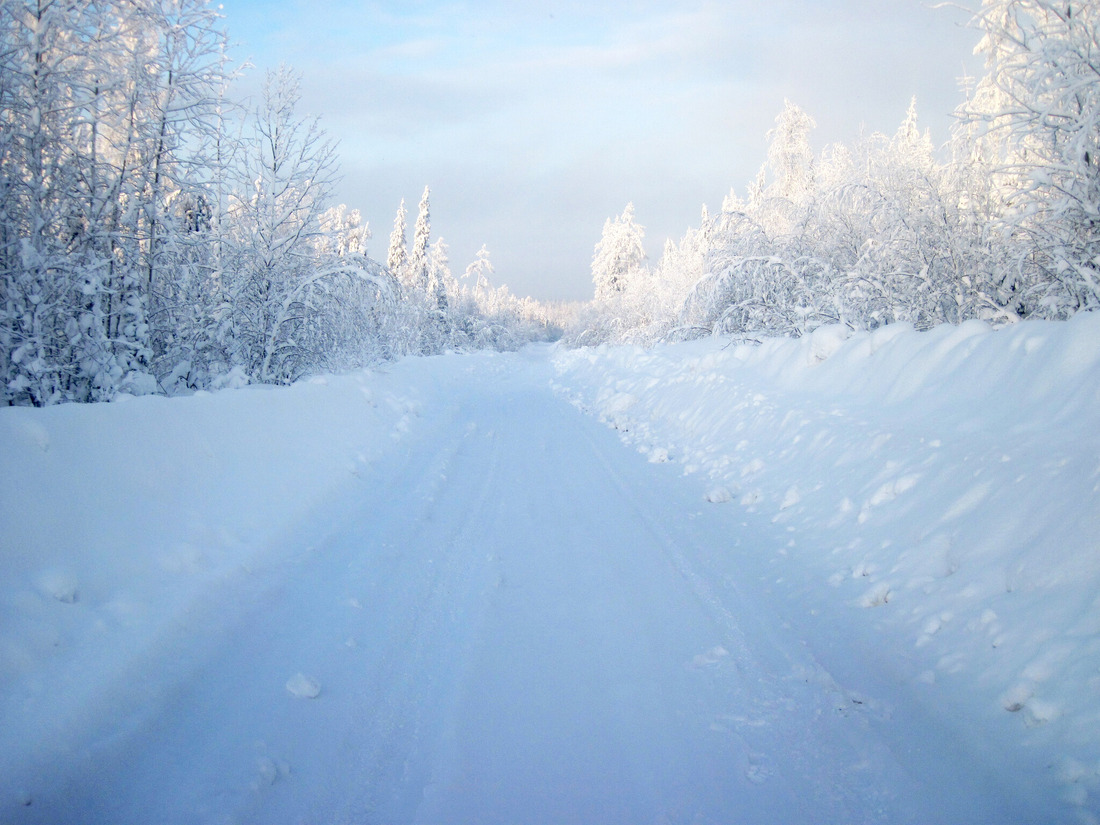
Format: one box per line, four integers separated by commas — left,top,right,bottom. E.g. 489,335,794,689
218,0,984,302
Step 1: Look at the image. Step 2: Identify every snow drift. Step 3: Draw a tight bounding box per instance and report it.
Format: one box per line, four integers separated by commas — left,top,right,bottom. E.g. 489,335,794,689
553,313,1100,816
0,367,424,807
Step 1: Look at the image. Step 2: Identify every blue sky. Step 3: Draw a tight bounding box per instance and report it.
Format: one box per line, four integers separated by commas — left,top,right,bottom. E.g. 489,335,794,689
218,1,983,301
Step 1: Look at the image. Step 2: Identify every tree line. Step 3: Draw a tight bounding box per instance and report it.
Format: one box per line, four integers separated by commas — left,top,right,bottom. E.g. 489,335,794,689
572,0,1100,346
0,0,554,406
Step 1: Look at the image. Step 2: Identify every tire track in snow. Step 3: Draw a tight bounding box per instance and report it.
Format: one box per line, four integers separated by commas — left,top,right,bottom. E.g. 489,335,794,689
15,382,510,825
341,398,509,824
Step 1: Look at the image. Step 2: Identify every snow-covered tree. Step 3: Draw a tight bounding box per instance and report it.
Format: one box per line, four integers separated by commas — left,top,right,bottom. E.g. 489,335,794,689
591,203,647,302
450,247,559,350
225,65,339,383
306,206,398,371
428,237,452,314
386,198,408,278
409,186,432,294
0,0,231,404
316,205,370,258
0,0,91,404
464,244,494,307
766,100,817,205
961,0,1100,313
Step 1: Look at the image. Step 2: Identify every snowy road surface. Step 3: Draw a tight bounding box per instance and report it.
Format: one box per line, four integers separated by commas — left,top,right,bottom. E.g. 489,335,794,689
4,346,1064,823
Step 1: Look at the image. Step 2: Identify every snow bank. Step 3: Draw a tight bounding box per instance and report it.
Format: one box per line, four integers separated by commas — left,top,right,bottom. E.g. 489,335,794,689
0,366,423,795
553,313,1100,816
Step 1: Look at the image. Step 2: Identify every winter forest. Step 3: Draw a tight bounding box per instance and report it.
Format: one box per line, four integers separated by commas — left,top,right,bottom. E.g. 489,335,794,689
0,0,554,406
2,0,1099,406
573,2,1100,346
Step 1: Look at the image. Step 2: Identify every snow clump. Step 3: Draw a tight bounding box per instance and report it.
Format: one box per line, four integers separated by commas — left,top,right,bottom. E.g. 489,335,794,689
285,672,321,699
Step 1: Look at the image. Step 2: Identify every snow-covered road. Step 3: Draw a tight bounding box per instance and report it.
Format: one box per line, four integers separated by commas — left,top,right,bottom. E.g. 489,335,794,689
3,346,1052,824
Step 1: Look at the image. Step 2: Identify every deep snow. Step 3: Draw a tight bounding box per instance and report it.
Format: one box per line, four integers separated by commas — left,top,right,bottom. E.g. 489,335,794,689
1,315,1098,823
553,313,1100,822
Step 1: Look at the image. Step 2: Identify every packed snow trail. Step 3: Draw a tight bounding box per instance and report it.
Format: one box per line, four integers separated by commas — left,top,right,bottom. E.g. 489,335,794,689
5,348,1050,823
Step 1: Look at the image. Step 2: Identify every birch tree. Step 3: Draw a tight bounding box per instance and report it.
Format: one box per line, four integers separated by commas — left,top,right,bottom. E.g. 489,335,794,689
0,0,92,404
0,0,232,403
225,65,339,383
962,0,1100,312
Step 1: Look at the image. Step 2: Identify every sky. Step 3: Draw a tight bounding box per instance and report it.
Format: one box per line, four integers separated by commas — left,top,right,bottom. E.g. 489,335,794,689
217,0,985,302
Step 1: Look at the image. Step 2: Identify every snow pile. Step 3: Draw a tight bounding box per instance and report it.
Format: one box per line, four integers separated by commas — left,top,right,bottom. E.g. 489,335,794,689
553,314,1100,815
0,367,423,797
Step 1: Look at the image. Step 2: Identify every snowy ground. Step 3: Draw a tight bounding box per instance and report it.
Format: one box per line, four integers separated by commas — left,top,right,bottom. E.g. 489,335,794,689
554,314,1100,823
1,315,1098,823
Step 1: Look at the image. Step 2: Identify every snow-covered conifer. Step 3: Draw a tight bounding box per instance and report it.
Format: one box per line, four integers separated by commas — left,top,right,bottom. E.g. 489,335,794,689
429,237,452,314
409,187,432,294
387,199,408,279
591,203,647,302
